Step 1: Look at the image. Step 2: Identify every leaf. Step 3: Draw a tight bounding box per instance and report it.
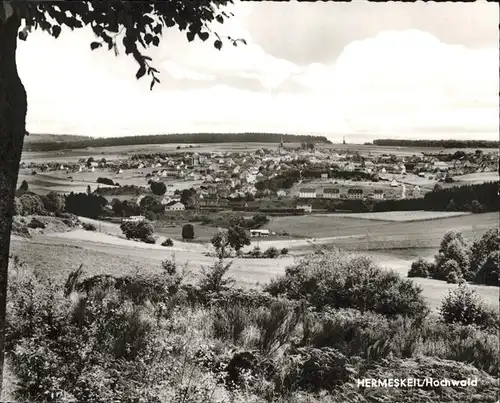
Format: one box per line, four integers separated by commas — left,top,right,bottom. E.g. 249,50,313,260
90,42,101,50
136,65,146,79
152,36,159,47
214,40,222,50
153,25,162,35
51,25,61,38
186,31,195,42
198,32,209,42
216,15,224,24
144,33,153,45
18,30,29,41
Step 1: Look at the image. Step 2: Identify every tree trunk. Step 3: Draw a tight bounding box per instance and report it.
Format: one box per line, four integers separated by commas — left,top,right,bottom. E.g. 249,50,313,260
0,14,27,398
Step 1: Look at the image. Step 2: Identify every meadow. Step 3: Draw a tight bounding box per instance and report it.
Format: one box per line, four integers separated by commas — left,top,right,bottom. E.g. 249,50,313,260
9,210,499,311
262,211,497,243
17,168,203,195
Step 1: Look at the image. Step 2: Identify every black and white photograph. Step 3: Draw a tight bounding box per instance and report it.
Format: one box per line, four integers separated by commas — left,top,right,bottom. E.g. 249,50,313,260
0,0,499,402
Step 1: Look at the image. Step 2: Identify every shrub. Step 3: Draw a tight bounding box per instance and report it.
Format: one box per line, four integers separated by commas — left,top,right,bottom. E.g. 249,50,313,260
280,248,289,255
433,231,470,280
162,238,174,247
82,222,96,231
250,246,261,258
182,223,195,240
143,235,156,244
263,246,279,259
42,191,66,213
440,283,498,330
198,259,235,293
27,217,46,229
120,220,154,241
470,228,499,285
18,193,46,216
264,249,429,318
474,250,499,286
408,257,432,278
96,177,115,186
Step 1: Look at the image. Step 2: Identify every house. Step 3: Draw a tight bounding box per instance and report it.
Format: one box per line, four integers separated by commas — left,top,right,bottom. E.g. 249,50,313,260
433,161,450,171
411,185,421,198
122,215,145,223
299,188,316,198
164,201,185,211
390,178,399,187
296,204,312,213
321,173,328,179
373,189,384,200
323,188,340,199
250,229,270,238
347,188,364,199
277,190,288,197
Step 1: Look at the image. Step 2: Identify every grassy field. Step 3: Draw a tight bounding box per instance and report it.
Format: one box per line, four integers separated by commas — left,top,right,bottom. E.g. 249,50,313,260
17,168,202,195
325,211,471,222
10,227,498,312
452,171,498,185
262,212,498,247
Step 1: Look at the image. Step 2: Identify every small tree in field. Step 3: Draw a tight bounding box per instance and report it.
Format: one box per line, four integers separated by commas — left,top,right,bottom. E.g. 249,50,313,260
227,225,250,255
182,223,194,240
0,0,242,392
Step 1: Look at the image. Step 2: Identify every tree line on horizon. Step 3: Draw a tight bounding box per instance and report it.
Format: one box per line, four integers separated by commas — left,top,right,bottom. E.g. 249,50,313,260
22,133,332,152
373,139,499,149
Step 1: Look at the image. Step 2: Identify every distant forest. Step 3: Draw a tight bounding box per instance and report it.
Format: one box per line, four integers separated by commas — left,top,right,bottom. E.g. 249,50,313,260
23,133,332,152
373,139,499,149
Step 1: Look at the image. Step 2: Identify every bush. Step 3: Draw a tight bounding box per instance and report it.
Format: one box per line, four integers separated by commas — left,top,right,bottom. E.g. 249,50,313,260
263,246,279,259
408,257,432,278
143,235,156,244
96,177,115,186
27,217,46,229
120,220,155,241
162,238,174,247
249,246,261,258
41,191,66,213
470,228,499,285
182,223,194,240
280,248,289,255
198,259,235,293
440,283,498,330
264,249,429,317
433,231,470,280
18,193,46,216
82,222,96,231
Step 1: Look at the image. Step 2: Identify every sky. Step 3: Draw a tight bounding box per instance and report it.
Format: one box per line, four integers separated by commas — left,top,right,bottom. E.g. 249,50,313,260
16,1,500,142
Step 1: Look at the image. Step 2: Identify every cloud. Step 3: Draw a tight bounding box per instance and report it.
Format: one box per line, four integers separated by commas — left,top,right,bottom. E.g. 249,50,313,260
15,6,498,142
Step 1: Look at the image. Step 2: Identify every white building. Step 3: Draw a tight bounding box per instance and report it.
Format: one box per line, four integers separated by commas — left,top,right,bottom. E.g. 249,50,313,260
373,189,384,200
299,188,317,198
347,188,364,199
390,178,399,187
164,201,185,211
297,204,312,213
323,188,340,199
122,215,145,223
250,229,270,238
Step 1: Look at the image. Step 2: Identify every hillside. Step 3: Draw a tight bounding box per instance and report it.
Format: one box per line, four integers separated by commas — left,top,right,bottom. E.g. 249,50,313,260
373,139,499,148
23,132,332,152
24,133,93,144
